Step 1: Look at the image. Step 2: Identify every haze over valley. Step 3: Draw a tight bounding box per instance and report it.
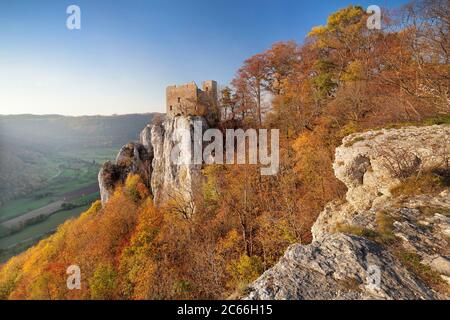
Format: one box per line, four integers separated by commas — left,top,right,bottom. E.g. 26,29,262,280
0,113,158,262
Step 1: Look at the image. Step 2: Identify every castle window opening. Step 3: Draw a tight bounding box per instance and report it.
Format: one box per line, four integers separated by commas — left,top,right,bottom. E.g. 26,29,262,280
177,97,181,103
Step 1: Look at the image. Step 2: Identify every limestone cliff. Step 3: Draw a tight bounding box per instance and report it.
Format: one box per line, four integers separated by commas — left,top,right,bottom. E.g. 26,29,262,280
140,116,208,208
246,125,450,300
98,142,152,205
99,116,207,211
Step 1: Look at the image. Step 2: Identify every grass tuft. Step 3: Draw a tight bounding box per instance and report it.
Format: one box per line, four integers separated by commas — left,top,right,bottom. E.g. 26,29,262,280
395,250,447,290
391,171,448,197
344,136,365,147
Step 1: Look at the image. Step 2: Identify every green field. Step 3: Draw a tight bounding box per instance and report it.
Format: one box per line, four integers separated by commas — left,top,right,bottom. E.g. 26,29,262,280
59,147,118,164
0,204,93,263
0,205,90,249
0,148,116,223
0,147,117,262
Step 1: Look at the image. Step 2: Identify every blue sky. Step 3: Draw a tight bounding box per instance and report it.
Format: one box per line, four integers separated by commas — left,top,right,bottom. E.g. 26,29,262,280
0,0,408,115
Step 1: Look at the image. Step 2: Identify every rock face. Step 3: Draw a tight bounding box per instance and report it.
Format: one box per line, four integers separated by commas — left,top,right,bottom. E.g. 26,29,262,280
246,125,450,300
98,142,152,205
334,125,449,210
246,233,435,300
141,116,208,208
99,115,207,211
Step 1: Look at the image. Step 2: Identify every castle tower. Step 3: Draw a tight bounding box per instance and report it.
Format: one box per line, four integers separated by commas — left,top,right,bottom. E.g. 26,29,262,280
166,80,217,118
201,80,218,103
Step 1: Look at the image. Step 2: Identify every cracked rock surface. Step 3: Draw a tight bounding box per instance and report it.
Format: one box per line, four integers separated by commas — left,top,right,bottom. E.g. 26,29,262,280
246,125,450,300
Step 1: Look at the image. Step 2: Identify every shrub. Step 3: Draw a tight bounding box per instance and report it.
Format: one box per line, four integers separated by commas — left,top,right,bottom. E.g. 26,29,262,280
391,171,448,197
89,264,118,300
0,278,15,300
227,255,263,294
172,280,194,297
396,250,447,290
375,211,396,244
344,136,365,147
336,214,397,245
125,174,149,202
335,224,379,239
378,146,422,180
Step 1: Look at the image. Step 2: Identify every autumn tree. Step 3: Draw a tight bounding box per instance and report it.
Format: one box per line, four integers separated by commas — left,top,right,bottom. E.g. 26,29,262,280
232,53,269,126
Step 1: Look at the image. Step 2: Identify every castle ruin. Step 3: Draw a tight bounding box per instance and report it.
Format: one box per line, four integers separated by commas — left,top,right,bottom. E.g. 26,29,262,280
166,80,217,117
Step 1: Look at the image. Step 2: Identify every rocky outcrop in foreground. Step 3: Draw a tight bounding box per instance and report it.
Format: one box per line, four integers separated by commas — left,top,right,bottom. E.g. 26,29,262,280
245,233,436,299
99,116,207,210
333,125,449,211
246,125,450,300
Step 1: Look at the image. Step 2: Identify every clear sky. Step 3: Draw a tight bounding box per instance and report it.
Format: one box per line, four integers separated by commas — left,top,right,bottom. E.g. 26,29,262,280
0,0,408,116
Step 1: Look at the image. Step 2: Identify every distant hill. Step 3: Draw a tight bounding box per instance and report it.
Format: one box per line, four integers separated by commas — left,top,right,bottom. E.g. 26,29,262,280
0,114,159,151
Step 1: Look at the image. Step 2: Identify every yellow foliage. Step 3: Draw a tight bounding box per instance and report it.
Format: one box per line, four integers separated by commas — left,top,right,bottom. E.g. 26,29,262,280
117,199,161,299
341,60,365,82
227,255,263,293
125,174,149,202
217,230,241,256
89,264,118,300
326,5,364,29
125,174,140,190
308,25,327,37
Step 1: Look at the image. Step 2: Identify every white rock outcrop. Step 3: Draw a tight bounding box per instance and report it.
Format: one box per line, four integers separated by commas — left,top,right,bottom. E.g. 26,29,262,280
99,115,208,213
245,233,436,300
246,125,450,300
334,125,449,210
140,116,208,208
98,142,152,205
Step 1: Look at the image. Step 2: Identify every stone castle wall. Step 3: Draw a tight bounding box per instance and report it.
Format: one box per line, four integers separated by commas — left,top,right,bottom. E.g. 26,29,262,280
166,80,217,117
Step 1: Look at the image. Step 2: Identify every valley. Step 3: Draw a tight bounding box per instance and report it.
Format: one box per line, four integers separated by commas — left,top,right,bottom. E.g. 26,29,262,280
0,148,115,262
0,113,157,262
